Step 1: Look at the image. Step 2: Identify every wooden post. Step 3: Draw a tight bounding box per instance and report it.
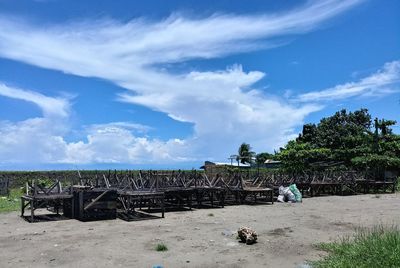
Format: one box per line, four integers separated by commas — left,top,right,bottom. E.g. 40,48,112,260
71,195,75,219
161,196,165,218
30,200,34,222
21,197,25,217
79,192,83,219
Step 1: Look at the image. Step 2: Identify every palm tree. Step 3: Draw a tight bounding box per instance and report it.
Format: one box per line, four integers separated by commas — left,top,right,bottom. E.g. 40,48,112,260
237,143,255,164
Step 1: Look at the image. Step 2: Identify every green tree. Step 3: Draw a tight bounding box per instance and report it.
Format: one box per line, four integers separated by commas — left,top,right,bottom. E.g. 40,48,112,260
237,143,255,164
276,108,400,173
256,152,274,165
277,141,331,172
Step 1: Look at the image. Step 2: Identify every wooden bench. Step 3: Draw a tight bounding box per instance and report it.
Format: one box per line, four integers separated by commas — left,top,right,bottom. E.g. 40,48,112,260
192,186,226,208
235,187,274,204
118,190,165,219
21,180,73,222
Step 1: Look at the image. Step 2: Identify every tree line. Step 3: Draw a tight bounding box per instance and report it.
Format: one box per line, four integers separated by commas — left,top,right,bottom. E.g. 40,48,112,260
237,108,400,173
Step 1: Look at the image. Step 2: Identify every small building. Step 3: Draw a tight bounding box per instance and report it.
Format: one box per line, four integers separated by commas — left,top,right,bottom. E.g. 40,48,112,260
200,161,251,169
200,161,250,175
263,159,281,169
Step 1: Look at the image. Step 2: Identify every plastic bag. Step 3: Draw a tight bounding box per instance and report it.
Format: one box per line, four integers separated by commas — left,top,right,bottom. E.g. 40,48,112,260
289,184,302,203
286,189,296,202
280,186,295,202
279,186,286,196
277,195,285,202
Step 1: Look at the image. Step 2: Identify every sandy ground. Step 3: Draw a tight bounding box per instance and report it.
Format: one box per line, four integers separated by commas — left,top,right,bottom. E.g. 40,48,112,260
0,193,399,268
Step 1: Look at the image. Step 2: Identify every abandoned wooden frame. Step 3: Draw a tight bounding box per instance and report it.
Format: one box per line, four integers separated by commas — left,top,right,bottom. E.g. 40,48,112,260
17,168,397,223
21,180,73,222
0,177,9,196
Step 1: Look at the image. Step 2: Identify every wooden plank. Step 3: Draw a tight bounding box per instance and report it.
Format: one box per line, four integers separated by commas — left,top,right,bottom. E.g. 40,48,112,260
84,190,110,211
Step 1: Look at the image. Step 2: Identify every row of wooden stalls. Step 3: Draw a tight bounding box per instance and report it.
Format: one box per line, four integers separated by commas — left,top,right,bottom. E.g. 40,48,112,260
19,169,397,222
20,171,273,222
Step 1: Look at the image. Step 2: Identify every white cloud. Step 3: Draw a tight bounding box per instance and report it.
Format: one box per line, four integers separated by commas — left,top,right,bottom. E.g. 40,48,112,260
0,0,363,69
0,83,70,117
64,127,190,164
0,84,187,164
0,118,66,163
87,122,152,134
0,84,69,163
0,1,364,165
0,116,190,165
297,60,400,102
119,65,321,158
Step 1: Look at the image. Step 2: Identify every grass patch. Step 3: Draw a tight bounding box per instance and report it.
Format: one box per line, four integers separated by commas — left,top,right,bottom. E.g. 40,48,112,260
155,243,168,252
0,188,22,213
207,213,214,217
313,226,400,268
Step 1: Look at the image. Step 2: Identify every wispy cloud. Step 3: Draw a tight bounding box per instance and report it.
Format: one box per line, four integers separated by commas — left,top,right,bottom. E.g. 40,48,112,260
0,0,363,67
0,83,70,117
297,60,400,102
0,0,364,164
87,122,153,134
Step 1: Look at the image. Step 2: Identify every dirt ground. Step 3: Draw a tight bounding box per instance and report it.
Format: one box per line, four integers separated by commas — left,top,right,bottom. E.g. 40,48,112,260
0,193,399,268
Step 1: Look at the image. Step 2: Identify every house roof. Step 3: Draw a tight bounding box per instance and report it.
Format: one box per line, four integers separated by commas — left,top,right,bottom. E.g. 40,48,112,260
200,161,251,169
264,159,281,164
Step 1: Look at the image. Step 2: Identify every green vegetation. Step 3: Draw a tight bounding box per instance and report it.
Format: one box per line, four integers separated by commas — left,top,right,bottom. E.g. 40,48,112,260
255,152,275,165
207,213,214,217
237,143,256,164
155,243,168,252
0,188,22,213
313,226,400,268
275,109,400,173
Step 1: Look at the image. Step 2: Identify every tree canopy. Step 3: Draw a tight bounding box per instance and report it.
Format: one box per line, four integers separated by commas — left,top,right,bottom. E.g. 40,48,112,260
276,109,400,173
237,143,256,164
255,152,275,165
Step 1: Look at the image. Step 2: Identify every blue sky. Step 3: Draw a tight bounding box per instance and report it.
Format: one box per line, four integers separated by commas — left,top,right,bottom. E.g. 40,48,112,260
0,0,399,170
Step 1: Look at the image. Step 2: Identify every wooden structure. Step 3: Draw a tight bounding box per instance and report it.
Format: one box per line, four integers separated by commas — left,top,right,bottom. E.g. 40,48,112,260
118,191,165,220
17,167,397,223
0,177,9,196
211,171,274,205
70,186,117,221
21,180,73,222
103,172,166,219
